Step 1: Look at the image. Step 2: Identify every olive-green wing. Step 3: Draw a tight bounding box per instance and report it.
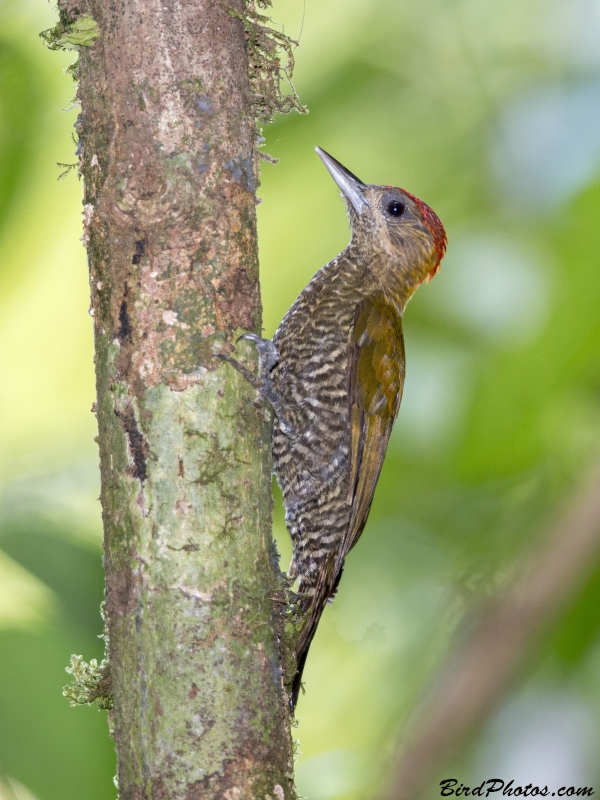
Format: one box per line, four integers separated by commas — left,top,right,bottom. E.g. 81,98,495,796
334,297,405,574
292,297,405,706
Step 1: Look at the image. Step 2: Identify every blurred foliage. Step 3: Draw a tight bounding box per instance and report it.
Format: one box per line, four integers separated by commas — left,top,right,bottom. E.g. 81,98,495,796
1,0,600,798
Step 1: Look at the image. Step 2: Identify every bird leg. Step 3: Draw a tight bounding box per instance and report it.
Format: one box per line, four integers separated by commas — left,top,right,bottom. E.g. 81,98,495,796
218,333,296,436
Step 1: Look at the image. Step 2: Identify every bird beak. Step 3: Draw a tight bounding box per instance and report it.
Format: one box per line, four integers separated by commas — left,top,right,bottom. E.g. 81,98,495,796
315,146,369,215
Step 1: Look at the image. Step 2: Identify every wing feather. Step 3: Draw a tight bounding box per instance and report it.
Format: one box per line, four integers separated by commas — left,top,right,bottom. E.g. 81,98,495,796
292,296,405,708
335,297,405,574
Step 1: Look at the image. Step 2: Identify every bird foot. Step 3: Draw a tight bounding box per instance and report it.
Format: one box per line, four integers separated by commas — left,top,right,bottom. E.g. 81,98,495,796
217,334,296,436
283,591,306,631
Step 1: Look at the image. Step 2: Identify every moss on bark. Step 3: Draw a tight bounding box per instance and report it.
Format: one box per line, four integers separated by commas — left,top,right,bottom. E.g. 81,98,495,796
54,0,299,795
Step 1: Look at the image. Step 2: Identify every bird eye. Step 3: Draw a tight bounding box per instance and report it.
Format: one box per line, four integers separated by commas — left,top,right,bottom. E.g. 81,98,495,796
387,200,405,217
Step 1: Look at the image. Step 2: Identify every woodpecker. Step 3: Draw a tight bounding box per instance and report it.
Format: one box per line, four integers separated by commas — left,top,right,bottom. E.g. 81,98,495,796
220,147,447,709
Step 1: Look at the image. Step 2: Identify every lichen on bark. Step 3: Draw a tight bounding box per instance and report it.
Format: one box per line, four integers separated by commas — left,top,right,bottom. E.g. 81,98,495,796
229,0,307,126
40,10,99,51
63,654,112,709
50,0,302,795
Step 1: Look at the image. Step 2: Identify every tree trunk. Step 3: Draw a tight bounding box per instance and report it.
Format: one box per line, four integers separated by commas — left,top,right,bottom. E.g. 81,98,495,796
64,0,296,796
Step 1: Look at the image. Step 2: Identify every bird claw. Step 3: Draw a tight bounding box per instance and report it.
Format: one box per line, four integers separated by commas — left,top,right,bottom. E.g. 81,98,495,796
237,333,280,375
217,354,261,390
217,334,297,437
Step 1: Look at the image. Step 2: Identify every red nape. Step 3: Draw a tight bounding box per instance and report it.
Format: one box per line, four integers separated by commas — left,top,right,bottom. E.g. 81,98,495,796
402,189,447,279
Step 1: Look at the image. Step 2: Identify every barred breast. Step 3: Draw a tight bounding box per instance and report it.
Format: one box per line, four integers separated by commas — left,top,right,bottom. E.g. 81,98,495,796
271,254,366,600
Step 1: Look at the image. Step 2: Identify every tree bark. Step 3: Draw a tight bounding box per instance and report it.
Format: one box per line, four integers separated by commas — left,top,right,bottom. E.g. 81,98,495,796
65,0,296,797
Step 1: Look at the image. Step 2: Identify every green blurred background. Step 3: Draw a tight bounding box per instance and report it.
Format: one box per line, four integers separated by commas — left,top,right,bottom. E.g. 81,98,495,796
2,0,600,797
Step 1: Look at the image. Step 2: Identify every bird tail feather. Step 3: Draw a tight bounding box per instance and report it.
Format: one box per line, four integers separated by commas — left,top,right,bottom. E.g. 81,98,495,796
290,564,344,711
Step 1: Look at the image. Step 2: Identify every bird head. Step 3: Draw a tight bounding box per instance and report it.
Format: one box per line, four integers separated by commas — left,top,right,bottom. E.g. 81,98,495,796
316,146,447,298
